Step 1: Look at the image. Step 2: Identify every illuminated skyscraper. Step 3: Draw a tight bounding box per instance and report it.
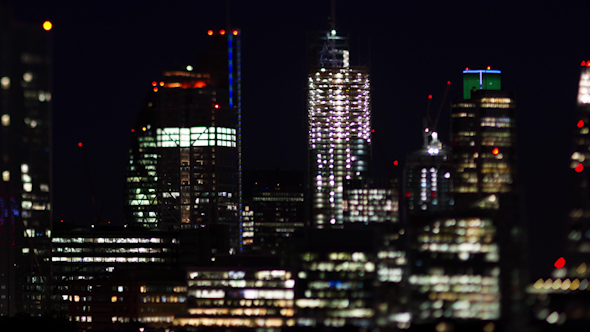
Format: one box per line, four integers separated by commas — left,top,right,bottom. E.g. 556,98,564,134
450,69,516,206
124,29,241,252
0,11,52,316
405,130,452,215
308,30,371,228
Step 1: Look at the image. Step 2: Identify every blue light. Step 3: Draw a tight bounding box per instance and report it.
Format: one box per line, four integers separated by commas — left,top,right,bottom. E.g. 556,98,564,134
462,69,501,74
228,35,233,108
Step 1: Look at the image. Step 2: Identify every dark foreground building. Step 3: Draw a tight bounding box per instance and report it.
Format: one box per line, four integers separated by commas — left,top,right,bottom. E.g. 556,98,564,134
0,9,52,316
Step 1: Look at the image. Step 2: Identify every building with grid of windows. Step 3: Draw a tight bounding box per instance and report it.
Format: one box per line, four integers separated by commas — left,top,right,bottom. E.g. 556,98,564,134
124,29,241,253
308,29,371,228
0,10,52,316
450,69,516,207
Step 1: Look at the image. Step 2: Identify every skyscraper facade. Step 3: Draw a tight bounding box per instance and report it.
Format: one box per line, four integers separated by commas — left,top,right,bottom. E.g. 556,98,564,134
308,30,371,228
450,69,516,206
0,11,52,316
405,131,452,216
125,29,241,251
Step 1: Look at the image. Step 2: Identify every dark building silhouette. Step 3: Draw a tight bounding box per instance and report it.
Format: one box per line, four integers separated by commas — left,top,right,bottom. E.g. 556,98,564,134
242,169,304,253
0,9,52,316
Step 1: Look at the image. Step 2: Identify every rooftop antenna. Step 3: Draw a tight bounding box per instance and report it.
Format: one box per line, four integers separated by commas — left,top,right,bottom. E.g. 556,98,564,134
331,0,336,30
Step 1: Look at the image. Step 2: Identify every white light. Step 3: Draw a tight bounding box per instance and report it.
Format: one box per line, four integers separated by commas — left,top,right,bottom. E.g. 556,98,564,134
1,114,9,126
444,172,450,178
23,72,33,82
21,164,29,173
186,65,193,71
2,171,9,182
1,77,9,89
331,29,336,36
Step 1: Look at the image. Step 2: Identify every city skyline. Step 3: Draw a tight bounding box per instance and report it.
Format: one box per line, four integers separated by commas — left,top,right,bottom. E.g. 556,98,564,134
3,0,589,281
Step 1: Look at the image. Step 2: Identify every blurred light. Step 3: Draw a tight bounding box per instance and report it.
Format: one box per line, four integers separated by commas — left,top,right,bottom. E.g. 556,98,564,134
465,67,469,70
554,257,566,269
186,65,193,71
43,21,52,31
219,29,226,35
142,127,147,131
371,129,375,133
405,191,411,198
214,104,219,109
159,81,164,87
207,30,213,36
78,142,83,148
577,120,584,128
447,81,451,85
393,160,399,166
428,94,432,99
492,147,499,155
232,30,239,35
575,163,584,173
152,81,157,86
153,87,158,92
486,66,491,70
582,61,587,67
194,81,207,88
131,129,135,132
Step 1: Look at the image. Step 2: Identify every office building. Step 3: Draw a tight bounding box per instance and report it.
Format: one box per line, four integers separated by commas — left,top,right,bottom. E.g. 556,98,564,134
450,68,516,206
308,29,371,228
0,11,52,316
342,178,399,224
404,130,452,216
242,170,305,253
124,29,242,252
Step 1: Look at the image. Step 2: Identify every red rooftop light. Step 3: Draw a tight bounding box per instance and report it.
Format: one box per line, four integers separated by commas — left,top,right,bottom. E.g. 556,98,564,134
447,81,451,85
207,30,213,36
77,142,83,147
219,29,226,35
393,160,399,166
405,191,411,198
578,120,585,128
492,147,499,155
554,257,566,269
575,163,584,173
232,30,239,36
582,61,586,67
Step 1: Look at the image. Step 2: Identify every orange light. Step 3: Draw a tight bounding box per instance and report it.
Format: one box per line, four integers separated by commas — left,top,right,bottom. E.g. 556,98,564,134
78,142,83,147
575,163,584,173
428,94,432,99
393,160,399,166
142,127,146,131
554,257,566,269
153,87,158,92
214,104,219,109
465,67,469,70
219,29,226,35
42,21,52,31
582,61,586,67
492,147,499,155
232,30,238,36
207,30,213,36
159,81,164,87
60,219,63,223
486,66,491,70
194,81,207,88
578,120,585,128
587,62,590,68
152,81,157,86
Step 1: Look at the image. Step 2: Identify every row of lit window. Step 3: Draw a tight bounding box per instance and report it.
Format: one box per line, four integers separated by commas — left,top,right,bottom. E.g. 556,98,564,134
53,237,163,243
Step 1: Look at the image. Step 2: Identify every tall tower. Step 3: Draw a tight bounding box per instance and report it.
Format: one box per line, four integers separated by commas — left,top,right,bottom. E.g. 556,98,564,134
125,29,241,252
0,11,53,316
308,29,371,228
450,68,516,206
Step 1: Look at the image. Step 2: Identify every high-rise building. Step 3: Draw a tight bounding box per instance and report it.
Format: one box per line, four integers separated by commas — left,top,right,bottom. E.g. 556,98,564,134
450,69,516,206
0,10,52,316
308,29,371,228
405,130,453,216
342,178,399,224
124,29,241,252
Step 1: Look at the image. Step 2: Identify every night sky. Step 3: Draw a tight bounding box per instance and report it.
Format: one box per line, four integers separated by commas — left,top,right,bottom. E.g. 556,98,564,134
4,0,590,279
